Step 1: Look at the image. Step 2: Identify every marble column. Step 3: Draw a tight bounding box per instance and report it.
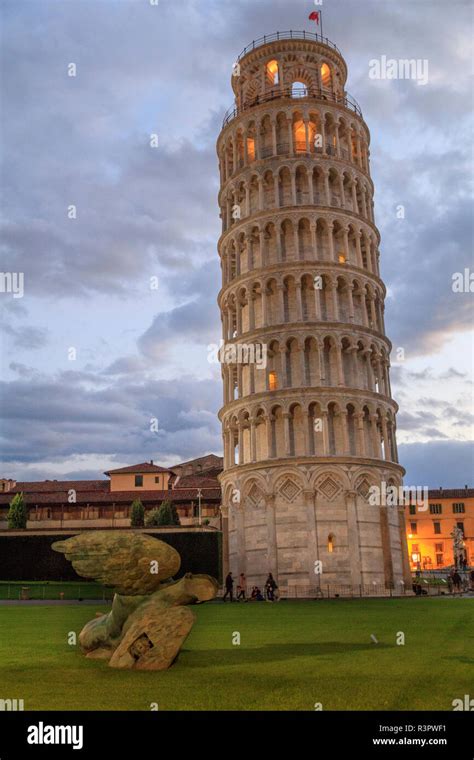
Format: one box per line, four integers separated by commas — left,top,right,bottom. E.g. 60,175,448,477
345,490,362,588
295,282,303,321
265,495,278,578
304,489,321,589
249,417,257,462
283,412,291,456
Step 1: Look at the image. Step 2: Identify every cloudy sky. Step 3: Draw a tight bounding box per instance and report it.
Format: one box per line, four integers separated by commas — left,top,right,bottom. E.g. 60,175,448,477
0,0,472,486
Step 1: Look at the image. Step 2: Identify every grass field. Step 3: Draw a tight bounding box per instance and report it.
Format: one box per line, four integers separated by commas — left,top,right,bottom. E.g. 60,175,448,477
0,598,472,711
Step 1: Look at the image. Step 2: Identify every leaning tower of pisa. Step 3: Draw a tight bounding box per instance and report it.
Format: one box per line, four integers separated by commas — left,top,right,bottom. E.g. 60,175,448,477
216,31,412,595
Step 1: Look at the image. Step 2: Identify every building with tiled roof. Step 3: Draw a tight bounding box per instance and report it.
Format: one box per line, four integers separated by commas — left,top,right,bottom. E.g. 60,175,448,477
0,456,223,530
104,462,171,475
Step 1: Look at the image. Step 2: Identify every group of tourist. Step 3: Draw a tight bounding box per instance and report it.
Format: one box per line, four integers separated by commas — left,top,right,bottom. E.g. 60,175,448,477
447,568,474,594
223,572,279,602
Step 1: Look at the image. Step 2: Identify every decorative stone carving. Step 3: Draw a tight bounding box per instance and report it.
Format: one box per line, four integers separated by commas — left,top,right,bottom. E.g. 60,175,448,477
279,478,301,502
247,482,264,507
355,476,372,500
316,475,342,501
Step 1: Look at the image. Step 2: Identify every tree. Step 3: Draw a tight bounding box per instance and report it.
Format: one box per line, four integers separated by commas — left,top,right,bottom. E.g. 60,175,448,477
130,499,145,527
8,492,28,529
170,502,180,526
145,500,180,527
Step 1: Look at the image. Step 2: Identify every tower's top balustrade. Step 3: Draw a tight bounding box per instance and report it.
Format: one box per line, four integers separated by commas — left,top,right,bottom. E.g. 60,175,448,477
221,30,362,131
235,30,343,62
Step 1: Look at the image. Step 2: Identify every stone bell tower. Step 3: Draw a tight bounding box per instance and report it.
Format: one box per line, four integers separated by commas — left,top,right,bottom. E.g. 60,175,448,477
216,31,411,595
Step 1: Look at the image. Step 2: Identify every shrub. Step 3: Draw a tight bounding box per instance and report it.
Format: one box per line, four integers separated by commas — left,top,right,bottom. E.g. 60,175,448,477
145,500,180,527
130,499,145,527
8,493,28,529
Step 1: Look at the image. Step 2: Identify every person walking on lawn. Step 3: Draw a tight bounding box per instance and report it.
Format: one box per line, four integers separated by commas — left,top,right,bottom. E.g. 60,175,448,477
237,572,247,600
223,572,234,602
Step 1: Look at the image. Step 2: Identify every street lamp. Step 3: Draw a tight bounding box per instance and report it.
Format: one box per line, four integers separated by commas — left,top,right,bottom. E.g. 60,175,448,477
197,489,202,528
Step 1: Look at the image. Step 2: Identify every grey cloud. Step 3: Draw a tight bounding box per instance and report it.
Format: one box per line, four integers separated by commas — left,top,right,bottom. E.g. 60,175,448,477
0,371,222,475
138,298,220,359
102,356,149,376
1,322,49,349
399,440,474,488
397,410,438,431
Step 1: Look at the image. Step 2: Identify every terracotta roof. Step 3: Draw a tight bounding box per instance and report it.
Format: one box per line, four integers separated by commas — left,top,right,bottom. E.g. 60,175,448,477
0,488,222,507
10,480,109,494
172,475,220,489
200,467,223,477
104,463,171,476
423,488,473,500
172,454,223,468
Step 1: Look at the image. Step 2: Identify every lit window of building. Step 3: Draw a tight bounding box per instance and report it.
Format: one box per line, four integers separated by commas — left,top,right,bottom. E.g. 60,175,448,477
266,59,279,85
321,62,331,88
246,137,256,161
268,371,278,391
293,119,306,152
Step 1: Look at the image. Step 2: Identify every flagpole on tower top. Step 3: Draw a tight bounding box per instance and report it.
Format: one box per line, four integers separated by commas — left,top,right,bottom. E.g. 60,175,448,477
308,8,323,40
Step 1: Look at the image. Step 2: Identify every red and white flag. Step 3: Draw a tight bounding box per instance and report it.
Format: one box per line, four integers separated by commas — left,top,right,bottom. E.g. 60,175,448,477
309,11,320,26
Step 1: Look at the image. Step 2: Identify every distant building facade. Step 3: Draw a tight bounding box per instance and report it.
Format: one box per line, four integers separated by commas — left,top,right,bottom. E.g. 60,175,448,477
406,487,473,571
0,457,223,530
170,454,223,478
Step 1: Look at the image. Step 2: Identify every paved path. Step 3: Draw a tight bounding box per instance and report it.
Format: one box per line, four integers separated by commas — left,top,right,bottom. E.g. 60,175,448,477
0,599,111,606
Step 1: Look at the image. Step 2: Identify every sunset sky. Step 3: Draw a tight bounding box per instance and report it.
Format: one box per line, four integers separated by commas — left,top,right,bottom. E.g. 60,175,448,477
0,0,472,486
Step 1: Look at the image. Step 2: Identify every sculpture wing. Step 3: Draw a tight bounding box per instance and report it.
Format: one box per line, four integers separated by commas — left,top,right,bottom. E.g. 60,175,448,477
52,530,181,595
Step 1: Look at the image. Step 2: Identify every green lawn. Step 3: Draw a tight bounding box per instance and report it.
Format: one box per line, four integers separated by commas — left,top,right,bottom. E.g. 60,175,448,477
0,598,472,711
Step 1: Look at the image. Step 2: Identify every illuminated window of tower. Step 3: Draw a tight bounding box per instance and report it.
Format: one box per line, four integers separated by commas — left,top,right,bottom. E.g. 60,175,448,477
307,120,317,150
269,371,278,390
328,534,334,553
293,120,306,152
351,137,358,160
247,137,256,161
321,63,331,88
266,59,279,85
